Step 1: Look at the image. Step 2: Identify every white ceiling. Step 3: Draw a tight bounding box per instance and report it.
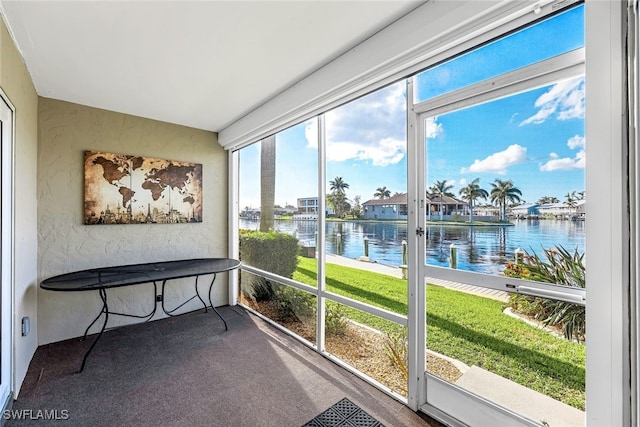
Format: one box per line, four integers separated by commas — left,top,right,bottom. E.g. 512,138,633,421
0,1,423,133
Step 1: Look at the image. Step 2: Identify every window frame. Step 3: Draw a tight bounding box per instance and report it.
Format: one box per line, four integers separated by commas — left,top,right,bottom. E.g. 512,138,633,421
227,1,632,425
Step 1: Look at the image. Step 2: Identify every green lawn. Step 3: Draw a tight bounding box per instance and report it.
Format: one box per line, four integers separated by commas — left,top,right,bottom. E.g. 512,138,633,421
293,256,585,410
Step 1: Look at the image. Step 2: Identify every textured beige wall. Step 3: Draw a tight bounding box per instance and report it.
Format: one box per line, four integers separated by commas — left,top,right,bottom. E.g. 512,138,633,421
37,98,227,345
0,18,39,395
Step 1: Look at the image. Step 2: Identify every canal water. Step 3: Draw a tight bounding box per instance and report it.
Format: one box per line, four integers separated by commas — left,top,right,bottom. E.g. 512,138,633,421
238,219,586,275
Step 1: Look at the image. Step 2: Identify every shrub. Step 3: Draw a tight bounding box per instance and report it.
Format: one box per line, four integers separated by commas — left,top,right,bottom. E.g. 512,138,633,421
505,245,585,342
239,230,299,277
274,285,315,322
239,230,299,301
242,277,275,302
325,302,348,336
384,328,408,381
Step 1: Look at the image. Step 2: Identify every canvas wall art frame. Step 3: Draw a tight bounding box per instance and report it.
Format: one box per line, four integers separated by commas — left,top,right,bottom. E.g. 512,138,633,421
84,151,203,225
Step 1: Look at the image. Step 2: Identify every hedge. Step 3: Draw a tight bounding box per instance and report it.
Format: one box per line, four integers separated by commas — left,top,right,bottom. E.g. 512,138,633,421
239,230,300,301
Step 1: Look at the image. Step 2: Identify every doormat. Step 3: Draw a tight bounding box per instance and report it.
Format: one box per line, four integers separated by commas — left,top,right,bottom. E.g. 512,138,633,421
302,397,385,427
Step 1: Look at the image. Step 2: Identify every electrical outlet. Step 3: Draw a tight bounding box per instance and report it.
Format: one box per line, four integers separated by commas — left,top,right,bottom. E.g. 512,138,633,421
21,316,30,336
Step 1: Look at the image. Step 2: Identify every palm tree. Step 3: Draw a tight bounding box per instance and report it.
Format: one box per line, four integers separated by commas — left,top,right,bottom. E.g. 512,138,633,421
429,180,454,220
537,196,559,205
329,176,349,194
490,179,522,222
565,192,578,217
259,135,276,232
329,176,350,218
374,186,391,199
459,178,488,223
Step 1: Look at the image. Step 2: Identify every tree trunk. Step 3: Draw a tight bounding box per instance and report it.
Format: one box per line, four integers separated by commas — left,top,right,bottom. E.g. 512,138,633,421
260,135,276,232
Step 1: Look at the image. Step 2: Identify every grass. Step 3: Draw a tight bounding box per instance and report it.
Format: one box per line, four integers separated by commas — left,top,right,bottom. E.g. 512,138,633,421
292,256,586,410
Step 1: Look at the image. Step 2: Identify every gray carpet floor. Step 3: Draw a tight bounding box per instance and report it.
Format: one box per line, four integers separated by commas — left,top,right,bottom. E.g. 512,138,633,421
8,306,441,427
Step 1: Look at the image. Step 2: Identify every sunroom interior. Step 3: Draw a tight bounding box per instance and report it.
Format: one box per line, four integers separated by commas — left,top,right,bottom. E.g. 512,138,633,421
0,1,637,426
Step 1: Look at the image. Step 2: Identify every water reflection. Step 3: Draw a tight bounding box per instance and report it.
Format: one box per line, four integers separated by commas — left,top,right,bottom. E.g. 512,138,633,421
238,219,585,275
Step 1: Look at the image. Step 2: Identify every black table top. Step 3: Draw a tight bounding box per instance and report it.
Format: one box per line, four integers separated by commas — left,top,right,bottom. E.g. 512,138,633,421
40,258,241,292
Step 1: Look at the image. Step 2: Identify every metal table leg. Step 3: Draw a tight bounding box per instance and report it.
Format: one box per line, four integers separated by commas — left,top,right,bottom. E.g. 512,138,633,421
79,283,157,373
208,273,227,330
78,288,109,373
161,276,208,316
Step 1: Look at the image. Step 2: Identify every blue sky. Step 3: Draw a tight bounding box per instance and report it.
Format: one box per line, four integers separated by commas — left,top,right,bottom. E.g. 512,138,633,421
239,5,585,210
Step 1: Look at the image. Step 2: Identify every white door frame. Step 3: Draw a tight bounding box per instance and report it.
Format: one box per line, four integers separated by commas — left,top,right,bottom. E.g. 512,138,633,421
0,88,14,408
407,47,586,425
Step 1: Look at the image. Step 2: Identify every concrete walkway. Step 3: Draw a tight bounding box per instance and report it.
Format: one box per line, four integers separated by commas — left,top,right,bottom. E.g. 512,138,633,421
324,253,585,426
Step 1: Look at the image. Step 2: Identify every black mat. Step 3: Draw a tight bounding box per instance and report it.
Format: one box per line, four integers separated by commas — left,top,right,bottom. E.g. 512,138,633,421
302,398,385,427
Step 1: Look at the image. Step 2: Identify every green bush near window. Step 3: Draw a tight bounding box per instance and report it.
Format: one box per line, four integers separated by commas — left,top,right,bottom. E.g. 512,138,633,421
239,230,299,301
274,285,315,321
325,301,349,336
505,245,585,342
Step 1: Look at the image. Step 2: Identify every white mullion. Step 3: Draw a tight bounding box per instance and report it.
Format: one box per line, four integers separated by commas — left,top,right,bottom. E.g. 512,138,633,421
239,264,407,326
424,264,586,305
407,76,428,411
628,0,640,424
416,112,427,411
316,115,327,352
320,289,407,327
228,150,240,306
240,265,317,295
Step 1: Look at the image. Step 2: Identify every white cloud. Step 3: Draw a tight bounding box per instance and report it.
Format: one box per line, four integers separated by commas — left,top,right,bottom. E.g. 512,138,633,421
520,76,584,126
461,144,527,175
539,135,586,171
567,135,585,150
540,151,584,171
304,82,442,167
304,120,318,148
425,116,443,139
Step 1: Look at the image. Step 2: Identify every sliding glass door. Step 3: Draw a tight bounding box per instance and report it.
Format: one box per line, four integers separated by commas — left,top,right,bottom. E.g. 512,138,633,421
408,5,587,425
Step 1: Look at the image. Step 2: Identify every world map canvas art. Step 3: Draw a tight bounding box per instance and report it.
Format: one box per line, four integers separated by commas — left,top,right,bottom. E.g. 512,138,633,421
84,151,203,225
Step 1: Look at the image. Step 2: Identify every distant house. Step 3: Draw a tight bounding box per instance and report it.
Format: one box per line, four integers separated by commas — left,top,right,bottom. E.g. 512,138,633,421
425,193,466,220
474,205,500,218
297,196,319,216
573,199,586,220
295,196,333,219
239,208,260,220
537,200,586,219
511,203,540,218
362,193,408,220
363,192,485,221
274,205,296,216
239,204,296,219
